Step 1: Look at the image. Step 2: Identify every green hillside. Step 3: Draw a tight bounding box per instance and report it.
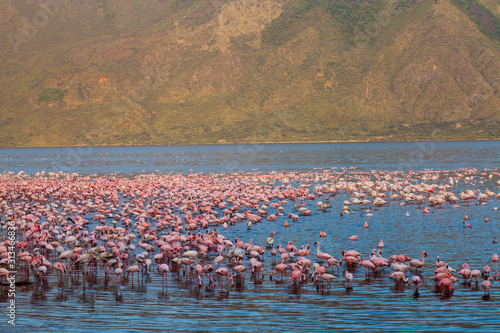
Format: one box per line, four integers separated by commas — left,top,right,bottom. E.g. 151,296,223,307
0,0,499,147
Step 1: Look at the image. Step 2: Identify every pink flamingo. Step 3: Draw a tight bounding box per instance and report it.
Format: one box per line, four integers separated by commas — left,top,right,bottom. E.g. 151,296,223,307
115,264,124,286
482,265,491,279
127,265,140,285
344,270,353,288
315,266,326,282
203,264,214,287
319,273,337,289
389,271,409,288
270,263,287,281
233,265,246,285
326,256,340,273
471,269,481,285
289,268,302,285
296,244,310,257
437,278,454,296
359,258,376,277
411,275,421,295
53,262,67,285
214,267,233,289
482,277,493,296
410,251,427,271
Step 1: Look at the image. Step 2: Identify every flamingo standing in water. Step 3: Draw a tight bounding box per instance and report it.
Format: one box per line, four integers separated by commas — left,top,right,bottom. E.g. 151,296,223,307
410,251,427,271
344,271,353,288
314,242,332,262
270,244,277,262
389,271,409,288
157,264,169,288
435,256,445,267
359,258,376,277
270,263,287,281
326,256,340,273
471,269,481,285
482,277,493,296
289,267,302,285
53,262,67,285
267,232,275,247
437,278,454,296
317,270,337,290
127,265,140,285
115,264,124,286
214,267,233,289
411,275,421,295
482,266,491,279
459,264,472,284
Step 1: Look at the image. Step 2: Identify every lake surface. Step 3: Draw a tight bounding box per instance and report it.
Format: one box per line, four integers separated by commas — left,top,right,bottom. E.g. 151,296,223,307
0,140,498,175
0,141,499,332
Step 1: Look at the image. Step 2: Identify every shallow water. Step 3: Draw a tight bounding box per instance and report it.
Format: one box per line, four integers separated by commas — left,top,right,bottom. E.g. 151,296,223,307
0,141,499,332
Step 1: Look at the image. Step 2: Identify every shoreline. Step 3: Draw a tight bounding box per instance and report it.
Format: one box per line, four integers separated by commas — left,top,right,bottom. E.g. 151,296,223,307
0,137,499,149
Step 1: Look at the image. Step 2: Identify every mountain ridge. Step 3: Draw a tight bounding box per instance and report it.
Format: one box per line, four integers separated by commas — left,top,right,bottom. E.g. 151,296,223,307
0,0,499,147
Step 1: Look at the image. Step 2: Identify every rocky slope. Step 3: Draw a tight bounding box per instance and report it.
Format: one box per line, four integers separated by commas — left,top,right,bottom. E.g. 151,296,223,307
0,0,499,146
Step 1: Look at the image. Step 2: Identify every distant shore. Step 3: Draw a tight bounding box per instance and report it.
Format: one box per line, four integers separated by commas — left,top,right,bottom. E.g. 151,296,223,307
0,137,499,149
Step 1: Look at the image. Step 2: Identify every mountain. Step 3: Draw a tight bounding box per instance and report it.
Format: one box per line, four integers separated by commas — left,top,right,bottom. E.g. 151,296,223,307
0,0,499,147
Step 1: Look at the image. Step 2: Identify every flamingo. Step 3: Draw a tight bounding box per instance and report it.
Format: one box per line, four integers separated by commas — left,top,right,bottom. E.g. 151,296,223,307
267,232,275,247
127,265,140,285
482,266,491,279
289,268,302,285
326,256,341,273
214,267,233,289
344,270,353,288
115,264,124,286
410,251,427,271
482,277,493,296
53,262,67,285
270,263,287,281
320,273,338,289
389,271,409,287
411,275,421,295
437,278,454,296
359,258,376,277
314,242,332,262
471,269,481,285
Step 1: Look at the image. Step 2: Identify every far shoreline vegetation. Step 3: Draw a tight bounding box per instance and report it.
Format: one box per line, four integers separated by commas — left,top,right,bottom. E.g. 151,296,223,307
1,137,499,149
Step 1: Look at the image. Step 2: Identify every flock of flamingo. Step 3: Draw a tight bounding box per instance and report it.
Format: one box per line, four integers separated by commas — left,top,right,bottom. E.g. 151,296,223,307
0,168,498,301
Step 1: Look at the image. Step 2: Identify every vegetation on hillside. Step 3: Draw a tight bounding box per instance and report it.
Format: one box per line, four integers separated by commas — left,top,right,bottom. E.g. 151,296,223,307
0,0,499,147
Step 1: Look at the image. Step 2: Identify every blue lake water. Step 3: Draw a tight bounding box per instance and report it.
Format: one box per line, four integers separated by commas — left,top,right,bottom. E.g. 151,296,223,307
0,141,498,175
0,141,499,332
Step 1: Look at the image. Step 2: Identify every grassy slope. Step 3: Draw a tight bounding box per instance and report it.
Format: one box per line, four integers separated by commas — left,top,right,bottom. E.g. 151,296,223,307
0,0,499,147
